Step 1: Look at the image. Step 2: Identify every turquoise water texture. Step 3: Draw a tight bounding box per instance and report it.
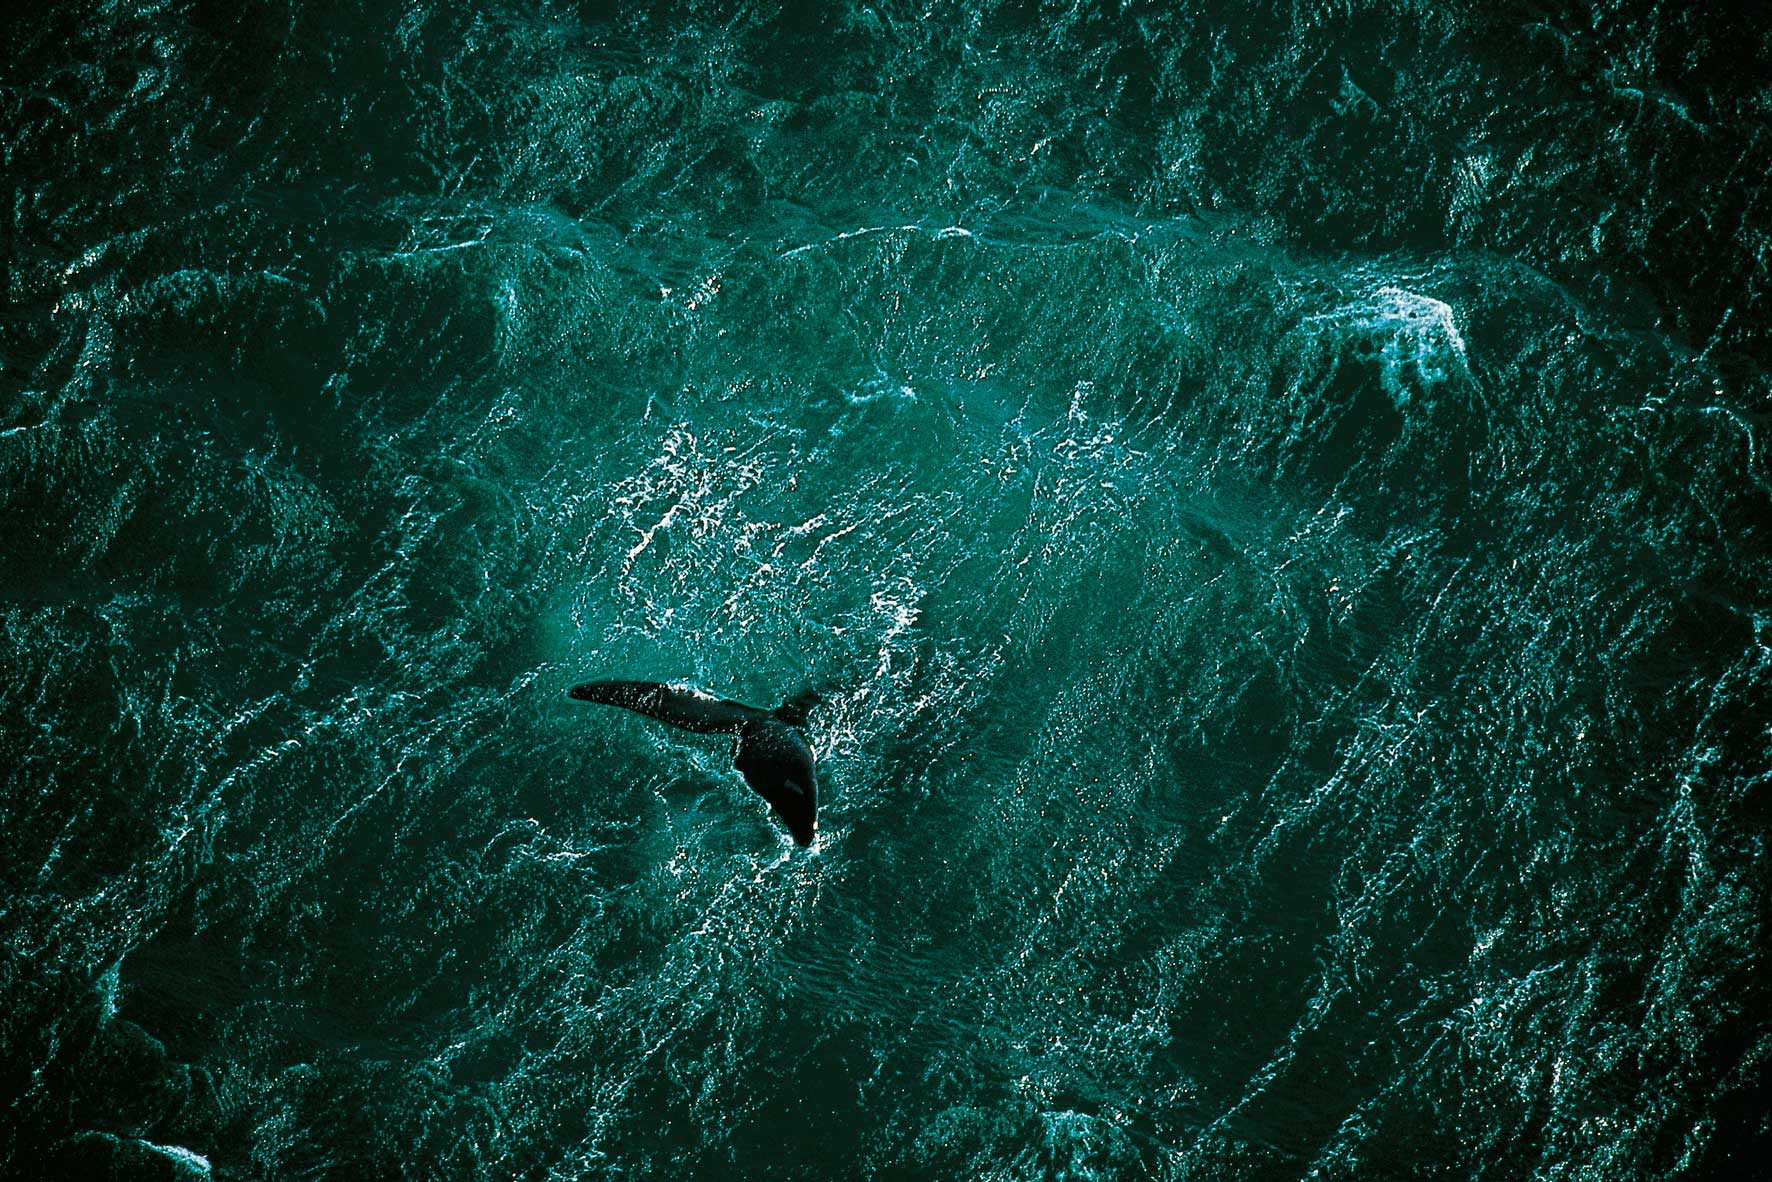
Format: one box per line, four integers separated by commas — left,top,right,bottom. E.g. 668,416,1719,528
3,2,1769,1179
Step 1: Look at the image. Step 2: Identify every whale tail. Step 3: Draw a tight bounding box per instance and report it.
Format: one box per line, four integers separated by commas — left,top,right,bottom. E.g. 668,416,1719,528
567,677,821,846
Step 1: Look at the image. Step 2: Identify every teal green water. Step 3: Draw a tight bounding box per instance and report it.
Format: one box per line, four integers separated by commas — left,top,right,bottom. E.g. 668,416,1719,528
3,3,1769,1179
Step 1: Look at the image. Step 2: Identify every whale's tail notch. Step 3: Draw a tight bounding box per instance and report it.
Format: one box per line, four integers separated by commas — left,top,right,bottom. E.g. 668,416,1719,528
773,686,821,731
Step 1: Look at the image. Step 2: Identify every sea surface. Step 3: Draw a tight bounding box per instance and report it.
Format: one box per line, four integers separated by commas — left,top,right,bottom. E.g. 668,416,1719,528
3,2,1769,1179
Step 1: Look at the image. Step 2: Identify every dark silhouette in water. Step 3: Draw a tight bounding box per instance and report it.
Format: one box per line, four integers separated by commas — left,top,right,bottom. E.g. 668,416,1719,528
567,680,820,846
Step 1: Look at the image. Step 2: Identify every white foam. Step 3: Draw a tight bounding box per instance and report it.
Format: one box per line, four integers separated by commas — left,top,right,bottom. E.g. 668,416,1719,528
143,1141,213,1177
97,960,121,1022
844,371,917,406
1308,286,1469,408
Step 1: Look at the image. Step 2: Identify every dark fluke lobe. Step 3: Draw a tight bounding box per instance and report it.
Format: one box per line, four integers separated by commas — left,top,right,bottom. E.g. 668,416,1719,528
567,679,819,846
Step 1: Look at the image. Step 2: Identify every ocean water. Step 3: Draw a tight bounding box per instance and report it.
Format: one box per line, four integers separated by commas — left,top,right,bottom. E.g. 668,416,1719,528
3,2,1769,1179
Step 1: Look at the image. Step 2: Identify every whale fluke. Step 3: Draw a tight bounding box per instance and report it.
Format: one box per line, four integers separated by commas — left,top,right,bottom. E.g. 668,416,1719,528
567,679,819,846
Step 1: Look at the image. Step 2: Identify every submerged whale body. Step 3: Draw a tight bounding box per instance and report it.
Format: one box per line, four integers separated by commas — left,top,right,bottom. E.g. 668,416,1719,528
567,679,820,846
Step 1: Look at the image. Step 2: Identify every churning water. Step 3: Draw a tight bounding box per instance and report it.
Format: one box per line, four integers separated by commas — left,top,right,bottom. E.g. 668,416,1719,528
3,3,1768,1179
